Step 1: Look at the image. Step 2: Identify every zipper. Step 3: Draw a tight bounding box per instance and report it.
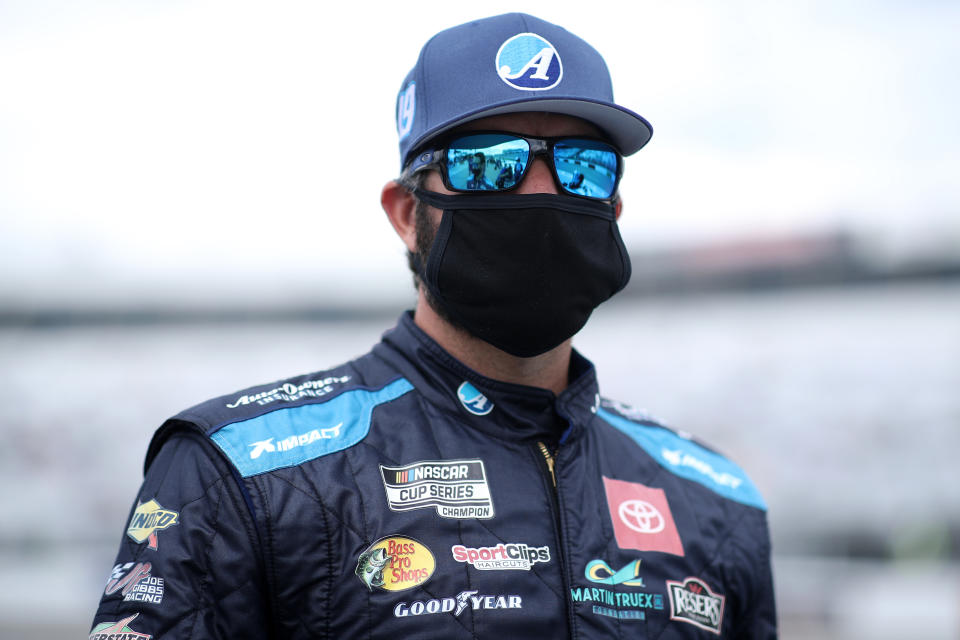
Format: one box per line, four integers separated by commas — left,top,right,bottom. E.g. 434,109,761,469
537,441,556,486
534,440,576,638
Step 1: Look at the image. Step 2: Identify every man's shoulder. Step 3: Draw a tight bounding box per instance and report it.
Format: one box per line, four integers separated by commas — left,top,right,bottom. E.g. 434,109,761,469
148,351,415,476
593,397,767,511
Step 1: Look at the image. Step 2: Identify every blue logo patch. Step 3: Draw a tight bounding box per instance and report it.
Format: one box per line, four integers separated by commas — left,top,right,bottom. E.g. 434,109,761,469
211,378,414,477
495,32,563,91
596,408,767,510
397,82,416,140
585,559,646,587
457,381,494,416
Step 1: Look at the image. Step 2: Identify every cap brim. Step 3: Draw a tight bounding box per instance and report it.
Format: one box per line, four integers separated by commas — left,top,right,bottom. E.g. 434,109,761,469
413,97,653,158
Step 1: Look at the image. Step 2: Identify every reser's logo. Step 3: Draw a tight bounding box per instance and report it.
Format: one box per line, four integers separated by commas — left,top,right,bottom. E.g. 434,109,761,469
495,32,563,91
667,577,726,635
248,423,343,459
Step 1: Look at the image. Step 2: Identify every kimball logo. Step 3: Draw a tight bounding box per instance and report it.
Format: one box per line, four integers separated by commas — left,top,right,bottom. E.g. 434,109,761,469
452,543,550,571
89,613,152,640
126,499,179,550
248,423,342,459
394,590,522,618
226,376,350,408
667,577,726,635
381,459,494,519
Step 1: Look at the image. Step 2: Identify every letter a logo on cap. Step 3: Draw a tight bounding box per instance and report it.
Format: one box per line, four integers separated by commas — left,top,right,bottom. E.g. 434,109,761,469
495,33,563,91
602,477,684,556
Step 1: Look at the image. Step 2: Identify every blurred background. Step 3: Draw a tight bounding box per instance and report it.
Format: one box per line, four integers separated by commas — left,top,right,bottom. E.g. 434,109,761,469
1,1,958,638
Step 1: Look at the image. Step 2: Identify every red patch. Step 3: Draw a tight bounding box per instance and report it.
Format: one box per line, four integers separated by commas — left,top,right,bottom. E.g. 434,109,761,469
602,477,684,556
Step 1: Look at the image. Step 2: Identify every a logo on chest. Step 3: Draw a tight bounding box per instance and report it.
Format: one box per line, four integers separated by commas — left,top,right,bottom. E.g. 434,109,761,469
602,477,684,556
667,577,726,635
380,459,494,519
355,536,435,592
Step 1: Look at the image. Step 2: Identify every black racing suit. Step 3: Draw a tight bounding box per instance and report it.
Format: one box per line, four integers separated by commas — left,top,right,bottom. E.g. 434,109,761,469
91,312,777,638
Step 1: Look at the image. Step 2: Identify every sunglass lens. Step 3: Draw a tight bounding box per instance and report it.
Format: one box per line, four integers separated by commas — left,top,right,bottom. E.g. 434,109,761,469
446,134,529,191
554,139,619,199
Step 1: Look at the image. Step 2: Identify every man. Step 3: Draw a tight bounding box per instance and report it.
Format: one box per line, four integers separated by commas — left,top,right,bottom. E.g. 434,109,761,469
91,13,776,639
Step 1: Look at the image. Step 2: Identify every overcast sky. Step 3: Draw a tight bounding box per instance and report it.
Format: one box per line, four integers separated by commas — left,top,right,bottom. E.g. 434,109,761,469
1,1,957,308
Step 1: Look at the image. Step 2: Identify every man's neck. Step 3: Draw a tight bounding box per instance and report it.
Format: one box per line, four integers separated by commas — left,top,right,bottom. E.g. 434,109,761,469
412,291,572,396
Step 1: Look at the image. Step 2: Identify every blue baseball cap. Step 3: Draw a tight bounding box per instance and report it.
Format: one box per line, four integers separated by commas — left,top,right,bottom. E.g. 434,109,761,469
395,13,653,169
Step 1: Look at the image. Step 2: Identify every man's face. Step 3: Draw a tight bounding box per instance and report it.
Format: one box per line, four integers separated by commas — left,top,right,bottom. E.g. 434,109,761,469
408,111,612,333
410,111,609,279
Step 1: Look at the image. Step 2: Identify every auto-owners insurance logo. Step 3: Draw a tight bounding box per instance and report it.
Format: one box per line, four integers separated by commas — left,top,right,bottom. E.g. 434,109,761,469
380,459,494,519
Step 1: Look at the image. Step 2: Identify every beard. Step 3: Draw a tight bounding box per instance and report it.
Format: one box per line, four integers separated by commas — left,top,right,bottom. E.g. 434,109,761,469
407,202,470,334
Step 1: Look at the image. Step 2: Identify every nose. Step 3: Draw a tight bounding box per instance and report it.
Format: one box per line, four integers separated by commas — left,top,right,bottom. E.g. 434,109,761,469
517,156,559,194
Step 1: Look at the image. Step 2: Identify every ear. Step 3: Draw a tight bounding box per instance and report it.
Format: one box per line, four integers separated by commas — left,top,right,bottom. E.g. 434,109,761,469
614,197,623,221
381,180,418,253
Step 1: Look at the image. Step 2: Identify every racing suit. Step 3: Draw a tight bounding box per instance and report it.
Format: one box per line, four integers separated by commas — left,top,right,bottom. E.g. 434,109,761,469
91,312,777,638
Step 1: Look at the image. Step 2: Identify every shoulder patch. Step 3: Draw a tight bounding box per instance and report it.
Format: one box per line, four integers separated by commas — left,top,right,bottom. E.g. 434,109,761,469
596,407,766,510
211,378,414,477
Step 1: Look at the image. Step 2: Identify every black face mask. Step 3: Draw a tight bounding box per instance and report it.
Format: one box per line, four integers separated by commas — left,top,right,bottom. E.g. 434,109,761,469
412,188,632,358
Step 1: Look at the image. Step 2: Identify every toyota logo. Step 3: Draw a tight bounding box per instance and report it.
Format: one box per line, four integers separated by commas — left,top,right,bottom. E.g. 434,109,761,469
618,500,665,534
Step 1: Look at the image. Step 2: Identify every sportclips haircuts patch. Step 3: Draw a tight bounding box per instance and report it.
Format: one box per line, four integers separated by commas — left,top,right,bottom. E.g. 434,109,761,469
380,459,494,519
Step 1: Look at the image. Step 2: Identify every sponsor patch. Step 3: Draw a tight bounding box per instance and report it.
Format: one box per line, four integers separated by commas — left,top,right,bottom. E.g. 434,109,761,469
394,590,522,618
248,423,342,459
570,585,664,621
126,499,179,551
381,459,494,519
456,381,494,416
662,448,743,489
396,82,416,140
452,543,550,571
602,477,684,556
495,32,563,91
667,577,726,635
585,559,645,587
596,407,766,510
104,562,165,604
355,536,435,592
89,613,151,639
226,375,351,408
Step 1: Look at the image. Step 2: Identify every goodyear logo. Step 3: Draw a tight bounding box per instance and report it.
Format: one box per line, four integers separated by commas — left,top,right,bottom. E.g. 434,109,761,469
356,535,435,592
126,499,179,550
